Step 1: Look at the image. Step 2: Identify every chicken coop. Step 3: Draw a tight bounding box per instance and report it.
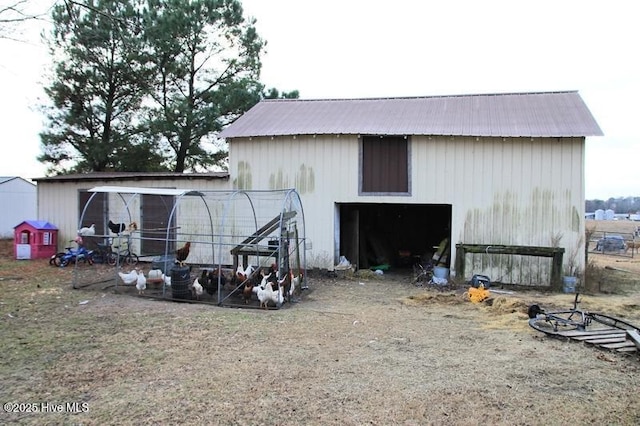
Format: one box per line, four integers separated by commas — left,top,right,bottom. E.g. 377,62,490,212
71,186,307,309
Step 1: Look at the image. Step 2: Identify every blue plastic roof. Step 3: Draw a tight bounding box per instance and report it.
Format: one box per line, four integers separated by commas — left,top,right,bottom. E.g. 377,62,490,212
15,220,58,230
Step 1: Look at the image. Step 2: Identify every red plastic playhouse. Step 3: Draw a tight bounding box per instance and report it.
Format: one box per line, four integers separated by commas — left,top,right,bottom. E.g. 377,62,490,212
14,220,58,260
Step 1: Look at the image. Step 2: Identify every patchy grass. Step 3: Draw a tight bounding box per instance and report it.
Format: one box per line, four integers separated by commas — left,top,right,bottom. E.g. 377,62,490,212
1,239,640,424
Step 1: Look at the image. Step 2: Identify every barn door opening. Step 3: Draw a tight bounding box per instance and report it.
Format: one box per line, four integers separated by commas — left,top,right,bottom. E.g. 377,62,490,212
338,203,451,270
78,190,107,250
141,194,176,256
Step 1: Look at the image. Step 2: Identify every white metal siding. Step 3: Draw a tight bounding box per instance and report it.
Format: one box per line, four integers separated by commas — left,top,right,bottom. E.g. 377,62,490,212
37,178,230,252
0,178,37,238
231,135,585,279
230,135,359,267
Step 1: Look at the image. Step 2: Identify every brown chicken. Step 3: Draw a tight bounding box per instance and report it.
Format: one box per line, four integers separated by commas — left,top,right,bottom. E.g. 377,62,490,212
175,242,191,267
236,264,255,304
204,268,224,295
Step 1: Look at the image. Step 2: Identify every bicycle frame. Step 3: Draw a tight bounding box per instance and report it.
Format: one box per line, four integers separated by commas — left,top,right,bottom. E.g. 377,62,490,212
50,242,94,267
528,293,640,336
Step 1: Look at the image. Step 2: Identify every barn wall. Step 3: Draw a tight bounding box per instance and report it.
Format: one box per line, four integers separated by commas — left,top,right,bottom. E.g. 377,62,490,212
230,135,585,280
230,135,358,268
0,178,37,238
37,178,231,252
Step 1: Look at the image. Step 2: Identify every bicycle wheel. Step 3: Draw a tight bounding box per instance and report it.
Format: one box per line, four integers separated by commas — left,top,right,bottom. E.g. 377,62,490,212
50,253,65,267
106,252,118,266
528,311,583,336
125,253,139,266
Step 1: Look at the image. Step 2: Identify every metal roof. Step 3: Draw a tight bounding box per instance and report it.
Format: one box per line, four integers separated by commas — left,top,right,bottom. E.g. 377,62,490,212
218,91,603,138
32,172,229,183
88,186,202,196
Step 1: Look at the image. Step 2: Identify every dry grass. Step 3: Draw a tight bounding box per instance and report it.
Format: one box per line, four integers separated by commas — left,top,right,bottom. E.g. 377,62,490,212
1,238,640,425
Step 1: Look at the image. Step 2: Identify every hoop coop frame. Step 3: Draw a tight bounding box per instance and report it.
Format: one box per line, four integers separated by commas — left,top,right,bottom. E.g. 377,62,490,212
73,186,307,308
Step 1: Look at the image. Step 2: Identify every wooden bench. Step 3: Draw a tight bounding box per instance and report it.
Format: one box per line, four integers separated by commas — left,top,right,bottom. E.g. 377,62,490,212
455,244,565,291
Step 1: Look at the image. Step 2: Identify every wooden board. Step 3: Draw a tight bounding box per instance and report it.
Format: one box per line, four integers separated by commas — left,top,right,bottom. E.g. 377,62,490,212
571,332,625,341
557,328,618,337
599,340,638,350
584,336,627,344
549,327,639,354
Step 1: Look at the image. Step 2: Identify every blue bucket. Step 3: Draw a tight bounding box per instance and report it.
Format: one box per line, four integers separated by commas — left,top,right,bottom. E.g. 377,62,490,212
562,276,577,293
433,266,449,279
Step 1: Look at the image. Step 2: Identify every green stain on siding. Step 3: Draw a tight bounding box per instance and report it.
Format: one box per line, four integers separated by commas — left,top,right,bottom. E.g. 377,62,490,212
264,164,315,192
269,169,288,189
295,164,315,194
234,161,252,190
572,206,580,232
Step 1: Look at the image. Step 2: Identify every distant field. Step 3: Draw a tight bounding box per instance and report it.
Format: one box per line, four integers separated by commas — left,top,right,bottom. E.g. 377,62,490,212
586,219,639,236
584,219,640,283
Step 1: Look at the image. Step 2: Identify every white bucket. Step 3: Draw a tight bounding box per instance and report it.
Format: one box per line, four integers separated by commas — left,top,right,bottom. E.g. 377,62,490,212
433,266,449,279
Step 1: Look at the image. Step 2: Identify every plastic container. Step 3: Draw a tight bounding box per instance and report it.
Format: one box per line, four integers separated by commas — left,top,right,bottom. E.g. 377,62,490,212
152,254,175,276
562,276,577,293
171,266,192,300
471,274,491,288
433,266,450,279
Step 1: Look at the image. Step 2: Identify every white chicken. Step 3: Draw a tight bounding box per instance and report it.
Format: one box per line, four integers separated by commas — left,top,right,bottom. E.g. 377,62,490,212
191,277,204,300
273,282,284,307
118,268,139,285
290,272,303,297
78,224,96,236
254,281,272,309
255,279,284,309
163,273,171,287
136,271,146,295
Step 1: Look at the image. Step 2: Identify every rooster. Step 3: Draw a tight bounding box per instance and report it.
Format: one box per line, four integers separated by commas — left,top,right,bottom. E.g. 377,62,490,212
108,220,126,234
175,242,191,267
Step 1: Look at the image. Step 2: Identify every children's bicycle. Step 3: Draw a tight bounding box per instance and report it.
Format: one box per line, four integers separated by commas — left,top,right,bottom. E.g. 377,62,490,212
93,239,138,266
528,293,640,336
49,241,95,267
94,242,119,266
111,243,139,266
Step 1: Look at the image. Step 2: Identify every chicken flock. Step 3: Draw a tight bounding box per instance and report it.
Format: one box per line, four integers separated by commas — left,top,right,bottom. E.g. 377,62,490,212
106,222,301,307
116,262,302,309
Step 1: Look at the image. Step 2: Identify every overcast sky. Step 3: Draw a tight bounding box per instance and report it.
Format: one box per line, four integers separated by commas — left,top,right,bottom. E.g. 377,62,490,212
1,0,637,200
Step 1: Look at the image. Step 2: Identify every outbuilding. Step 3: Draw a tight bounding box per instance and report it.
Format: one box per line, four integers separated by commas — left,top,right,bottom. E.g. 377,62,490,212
0,176,37,238
219,90,603,287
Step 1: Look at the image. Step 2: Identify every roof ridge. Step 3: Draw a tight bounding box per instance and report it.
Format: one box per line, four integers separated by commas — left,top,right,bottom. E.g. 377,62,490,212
261,90,580,103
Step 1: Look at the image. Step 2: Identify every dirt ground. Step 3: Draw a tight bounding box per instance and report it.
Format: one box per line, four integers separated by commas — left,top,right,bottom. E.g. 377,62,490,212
1,224,640,425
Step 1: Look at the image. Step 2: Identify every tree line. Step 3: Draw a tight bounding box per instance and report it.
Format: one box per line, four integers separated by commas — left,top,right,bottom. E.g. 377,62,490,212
16,0,297,175
586,197,640,214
